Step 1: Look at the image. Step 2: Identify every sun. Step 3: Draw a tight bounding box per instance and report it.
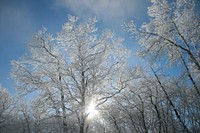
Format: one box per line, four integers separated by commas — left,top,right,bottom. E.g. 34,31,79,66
86,102,99,119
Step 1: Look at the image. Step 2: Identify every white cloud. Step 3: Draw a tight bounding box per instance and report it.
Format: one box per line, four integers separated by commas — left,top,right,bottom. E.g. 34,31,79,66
53,0,150,23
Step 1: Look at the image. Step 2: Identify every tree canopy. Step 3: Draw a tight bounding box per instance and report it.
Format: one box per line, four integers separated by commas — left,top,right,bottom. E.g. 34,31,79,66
1,0,200,133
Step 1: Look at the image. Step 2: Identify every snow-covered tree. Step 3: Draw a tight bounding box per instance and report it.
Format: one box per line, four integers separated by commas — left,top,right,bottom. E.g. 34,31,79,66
124,1,200,132
124,0,200,96
125,0,200,68
0,85,15,132
11,15,129,133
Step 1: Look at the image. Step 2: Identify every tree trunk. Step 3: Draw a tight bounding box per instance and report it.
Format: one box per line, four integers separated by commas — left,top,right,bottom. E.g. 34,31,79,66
79,118,85,133
181,56,200,96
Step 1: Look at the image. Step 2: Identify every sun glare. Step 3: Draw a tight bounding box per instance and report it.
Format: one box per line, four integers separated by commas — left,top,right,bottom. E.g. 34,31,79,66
86,102,99,119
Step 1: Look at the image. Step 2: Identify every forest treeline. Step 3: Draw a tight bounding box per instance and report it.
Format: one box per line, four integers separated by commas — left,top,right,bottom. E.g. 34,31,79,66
1,0,200,133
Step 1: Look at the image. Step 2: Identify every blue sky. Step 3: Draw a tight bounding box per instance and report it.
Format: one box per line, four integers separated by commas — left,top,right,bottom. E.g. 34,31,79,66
0,0,151,94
